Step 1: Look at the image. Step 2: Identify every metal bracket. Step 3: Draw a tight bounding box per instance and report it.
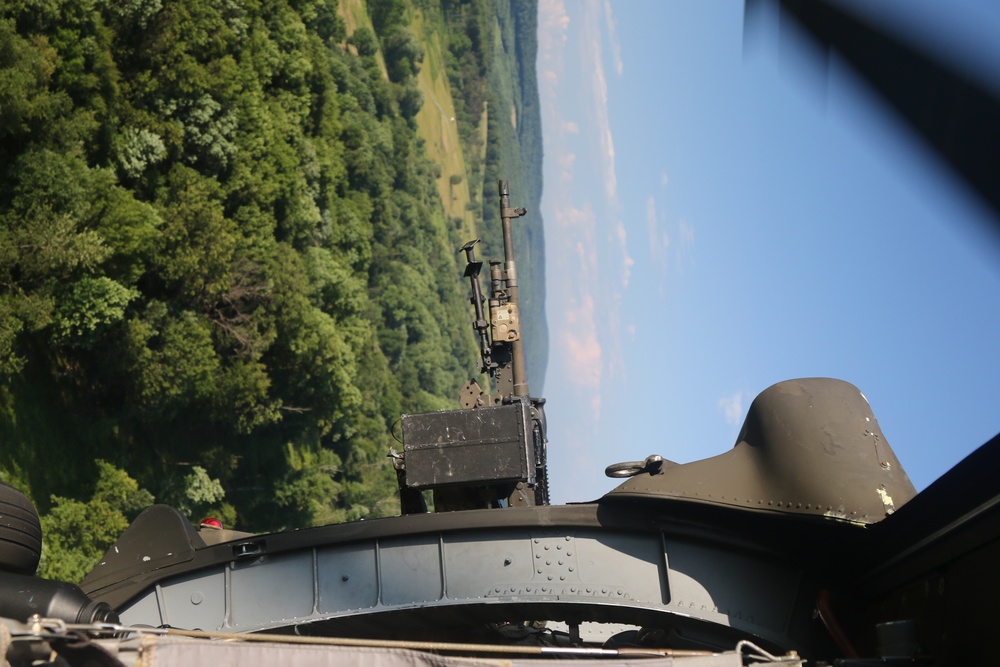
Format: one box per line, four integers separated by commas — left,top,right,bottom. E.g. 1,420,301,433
605,454,671,478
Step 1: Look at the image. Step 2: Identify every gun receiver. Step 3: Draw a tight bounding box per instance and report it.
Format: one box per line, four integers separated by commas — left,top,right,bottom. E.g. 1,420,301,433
459,239,495,377
393,180,548,512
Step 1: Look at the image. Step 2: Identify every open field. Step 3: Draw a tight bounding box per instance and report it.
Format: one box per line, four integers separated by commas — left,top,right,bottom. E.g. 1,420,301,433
339,0,478,242
412,9,479,241
337,0,389,79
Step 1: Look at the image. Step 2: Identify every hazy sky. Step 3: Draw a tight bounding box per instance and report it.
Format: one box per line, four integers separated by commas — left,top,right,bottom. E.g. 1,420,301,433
537,0,1000,502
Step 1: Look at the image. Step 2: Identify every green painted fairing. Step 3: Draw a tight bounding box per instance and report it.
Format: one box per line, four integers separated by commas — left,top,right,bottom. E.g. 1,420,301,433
607,378,917,523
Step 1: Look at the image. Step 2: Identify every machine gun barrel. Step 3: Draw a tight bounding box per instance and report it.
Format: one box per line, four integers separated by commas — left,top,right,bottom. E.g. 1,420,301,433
498,180,530,398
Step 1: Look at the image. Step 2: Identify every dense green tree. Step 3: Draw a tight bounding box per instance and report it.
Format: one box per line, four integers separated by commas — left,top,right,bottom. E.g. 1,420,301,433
38,461,154,583
348,26,378,57
369,0,408,35
382,26,423,83
0,0,541,579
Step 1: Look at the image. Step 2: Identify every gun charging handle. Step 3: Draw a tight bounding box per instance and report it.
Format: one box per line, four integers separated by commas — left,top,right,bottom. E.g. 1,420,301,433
460,239,493,371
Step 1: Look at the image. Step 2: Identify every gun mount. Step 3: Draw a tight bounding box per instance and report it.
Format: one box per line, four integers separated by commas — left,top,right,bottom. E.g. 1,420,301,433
3,178,998,665
392,180,548,513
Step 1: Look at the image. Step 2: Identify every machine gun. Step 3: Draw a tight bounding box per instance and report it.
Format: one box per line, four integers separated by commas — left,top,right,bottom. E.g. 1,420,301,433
393,180,548,513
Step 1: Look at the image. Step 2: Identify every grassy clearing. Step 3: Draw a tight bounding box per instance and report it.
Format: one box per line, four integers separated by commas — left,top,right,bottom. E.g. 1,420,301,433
337,0,388,77
338,0,364,34
337,1,476,243
412,9,478,242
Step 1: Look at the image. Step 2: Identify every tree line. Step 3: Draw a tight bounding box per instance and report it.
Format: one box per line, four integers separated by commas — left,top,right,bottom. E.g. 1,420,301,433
0,0,491,580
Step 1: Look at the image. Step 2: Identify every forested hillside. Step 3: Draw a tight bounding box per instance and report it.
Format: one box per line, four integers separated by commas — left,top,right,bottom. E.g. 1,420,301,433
0,0,542,581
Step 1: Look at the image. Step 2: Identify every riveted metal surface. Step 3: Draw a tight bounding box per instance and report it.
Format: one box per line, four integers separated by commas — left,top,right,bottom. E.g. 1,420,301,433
609,378,917,522
156,569,226,630
230,552,314,629
378,536,445,606
317,542,378,613
116,523,802,649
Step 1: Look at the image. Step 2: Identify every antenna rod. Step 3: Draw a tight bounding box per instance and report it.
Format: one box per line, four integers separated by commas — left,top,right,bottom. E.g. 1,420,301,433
498,180,529,398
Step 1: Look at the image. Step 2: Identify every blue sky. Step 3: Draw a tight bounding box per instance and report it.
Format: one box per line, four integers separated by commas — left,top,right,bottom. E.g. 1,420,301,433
537,0,1000,503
